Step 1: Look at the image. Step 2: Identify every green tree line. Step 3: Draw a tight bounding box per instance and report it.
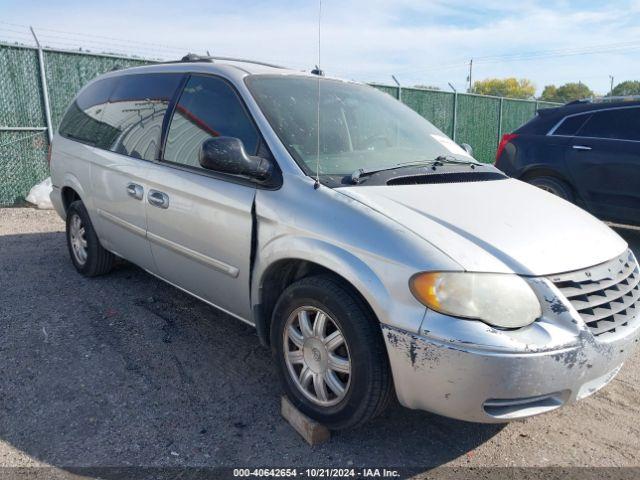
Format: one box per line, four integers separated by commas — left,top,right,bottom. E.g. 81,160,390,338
467,78,640,103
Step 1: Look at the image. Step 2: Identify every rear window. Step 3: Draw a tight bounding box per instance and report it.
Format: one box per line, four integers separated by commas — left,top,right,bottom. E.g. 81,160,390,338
58,77,118,147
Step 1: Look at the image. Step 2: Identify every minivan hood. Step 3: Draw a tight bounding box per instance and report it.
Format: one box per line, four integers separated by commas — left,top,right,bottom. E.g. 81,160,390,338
337,178,627,276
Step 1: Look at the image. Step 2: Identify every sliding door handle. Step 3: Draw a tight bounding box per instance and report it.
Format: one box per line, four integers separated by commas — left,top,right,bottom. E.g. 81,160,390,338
572,145,592,151
148,190,170,209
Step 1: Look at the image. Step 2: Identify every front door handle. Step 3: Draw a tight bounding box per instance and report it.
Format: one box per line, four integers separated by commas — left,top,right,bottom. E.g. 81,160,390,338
572,145,592,151
126,182,144,200
148,189,170,209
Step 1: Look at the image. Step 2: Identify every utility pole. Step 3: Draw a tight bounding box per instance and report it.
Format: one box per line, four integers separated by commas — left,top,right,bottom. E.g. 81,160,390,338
467,58,473,93
609,75,614,96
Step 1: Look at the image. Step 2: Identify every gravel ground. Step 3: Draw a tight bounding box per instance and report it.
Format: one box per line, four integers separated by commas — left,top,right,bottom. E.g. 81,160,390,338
1,207,639,473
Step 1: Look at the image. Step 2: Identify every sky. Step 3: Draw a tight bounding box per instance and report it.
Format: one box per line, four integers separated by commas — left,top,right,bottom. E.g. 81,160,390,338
1,0,640,95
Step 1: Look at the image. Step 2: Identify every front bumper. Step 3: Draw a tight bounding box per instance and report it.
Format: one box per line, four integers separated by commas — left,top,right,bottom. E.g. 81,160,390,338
383,322,640,423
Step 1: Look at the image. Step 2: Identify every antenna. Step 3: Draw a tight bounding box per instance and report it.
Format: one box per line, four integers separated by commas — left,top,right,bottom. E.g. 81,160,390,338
314,0,322,189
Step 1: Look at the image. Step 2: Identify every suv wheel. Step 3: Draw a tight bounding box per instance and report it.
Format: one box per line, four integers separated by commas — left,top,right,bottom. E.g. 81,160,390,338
271,274,393,430
527,176,574,202
66,200,115,276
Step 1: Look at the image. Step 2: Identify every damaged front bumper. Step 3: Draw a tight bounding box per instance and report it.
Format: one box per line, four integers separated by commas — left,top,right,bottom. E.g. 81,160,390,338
382,263,640,423
383,324,638,423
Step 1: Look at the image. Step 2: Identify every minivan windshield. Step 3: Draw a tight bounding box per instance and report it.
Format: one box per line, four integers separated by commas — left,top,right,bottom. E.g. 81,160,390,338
246,75,477,177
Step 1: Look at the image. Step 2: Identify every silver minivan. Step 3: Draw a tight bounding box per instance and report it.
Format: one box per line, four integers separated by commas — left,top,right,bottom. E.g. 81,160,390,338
50,56,640,429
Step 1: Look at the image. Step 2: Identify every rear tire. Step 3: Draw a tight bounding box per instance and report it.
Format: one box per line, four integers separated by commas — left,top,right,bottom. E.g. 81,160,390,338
271,274,393,430
527,176,574,202
66,200,115,277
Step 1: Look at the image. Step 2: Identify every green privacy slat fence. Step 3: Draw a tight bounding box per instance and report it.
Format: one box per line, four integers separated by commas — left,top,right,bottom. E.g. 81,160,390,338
455,94,501,164
44,50,148,128
0,43,150,205
0,130,49,206
0,46,45,128
401,87,456,138
0,42,560,206
500,99,537,136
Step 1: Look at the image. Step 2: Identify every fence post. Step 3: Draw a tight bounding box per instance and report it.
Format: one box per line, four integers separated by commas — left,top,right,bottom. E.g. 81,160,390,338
30,26,54,144
391,75,402,103
497,97,504,143
451,92,458,141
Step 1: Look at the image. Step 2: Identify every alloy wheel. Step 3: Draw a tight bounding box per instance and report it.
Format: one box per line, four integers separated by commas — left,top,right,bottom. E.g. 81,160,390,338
283,306,352,407
69,213,88,265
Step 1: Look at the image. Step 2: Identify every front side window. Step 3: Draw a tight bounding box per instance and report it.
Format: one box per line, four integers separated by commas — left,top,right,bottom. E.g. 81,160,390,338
163,75,259,169
59,77,119,148
99,73,183,160
575,108,640,141
246,75,476,177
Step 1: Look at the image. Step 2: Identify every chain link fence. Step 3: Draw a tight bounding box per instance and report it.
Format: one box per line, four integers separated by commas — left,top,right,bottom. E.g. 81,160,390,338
0,41,559,206
0,43,148,205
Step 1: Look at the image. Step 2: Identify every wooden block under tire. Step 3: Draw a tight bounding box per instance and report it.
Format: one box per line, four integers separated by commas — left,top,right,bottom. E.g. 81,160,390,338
281,396,330,445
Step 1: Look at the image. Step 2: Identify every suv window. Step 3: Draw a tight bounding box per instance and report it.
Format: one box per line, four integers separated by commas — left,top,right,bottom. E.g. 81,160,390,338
99,73,183,160
164,75,259,169
58,77,119,147
553,114,592,136
576,107,640,141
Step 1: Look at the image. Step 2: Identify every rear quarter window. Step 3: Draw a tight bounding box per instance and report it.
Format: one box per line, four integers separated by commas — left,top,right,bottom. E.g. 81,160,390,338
552,114,592,136
100,73,183,160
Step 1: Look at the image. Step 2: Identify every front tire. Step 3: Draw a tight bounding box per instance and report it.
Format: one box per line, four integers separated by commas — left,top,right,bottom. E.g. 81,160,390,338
271,275,393,430
66,200,115,277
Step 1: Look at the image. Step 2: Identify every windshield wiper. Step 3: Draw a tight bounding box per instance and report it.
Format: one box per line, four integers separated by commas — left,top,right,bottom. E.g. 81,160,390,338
350,160,442,184
433,155,480,166
350,156,481,184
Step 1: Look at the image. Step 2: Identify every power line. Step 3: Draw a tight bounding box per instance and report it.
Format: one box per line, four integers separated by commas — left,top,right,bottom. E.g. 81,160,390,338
0,21,192,53
394,40,640,76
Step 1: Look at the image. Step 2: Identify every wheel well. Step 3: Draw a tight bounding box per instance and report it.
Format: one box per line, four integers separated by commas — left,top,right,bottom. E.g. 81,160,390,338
61,186,80,214
520,167,570,185
519,168,584,205
256,259,375,346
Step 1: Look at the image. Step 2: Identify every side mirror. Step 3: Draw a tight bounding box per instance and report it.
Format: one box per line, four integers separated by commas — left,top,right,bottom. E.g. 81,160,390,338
199,137,274,182
460,143,474,156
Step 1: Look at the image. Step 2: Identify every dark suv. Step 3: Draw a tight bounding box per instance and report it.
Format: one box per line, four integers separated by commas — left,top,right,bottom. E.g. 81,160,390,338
495,99,640,228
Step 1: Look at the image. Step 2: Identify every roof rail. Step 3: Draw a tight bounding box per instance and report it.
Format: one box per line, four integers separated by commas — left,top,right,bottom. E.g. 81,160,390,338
164,53,287,69
567,95,640,105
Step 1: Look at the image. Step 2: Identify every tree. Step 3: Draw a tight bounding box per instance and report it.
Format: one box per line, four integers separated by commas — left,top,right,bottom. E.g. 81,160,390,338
540,85,558,102
471,78,535,99
610,80,640,96
540,82,594,103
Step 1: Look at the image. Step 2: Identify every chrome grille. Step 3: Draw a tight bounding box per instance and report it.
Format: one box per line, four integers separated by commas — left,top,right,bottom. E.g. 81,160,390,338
549,250,640,339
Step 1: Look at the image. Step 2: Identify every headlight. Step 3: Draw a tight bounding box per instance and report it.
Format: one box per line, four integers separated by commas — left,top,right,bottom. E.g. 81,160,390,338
410,272,541,328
